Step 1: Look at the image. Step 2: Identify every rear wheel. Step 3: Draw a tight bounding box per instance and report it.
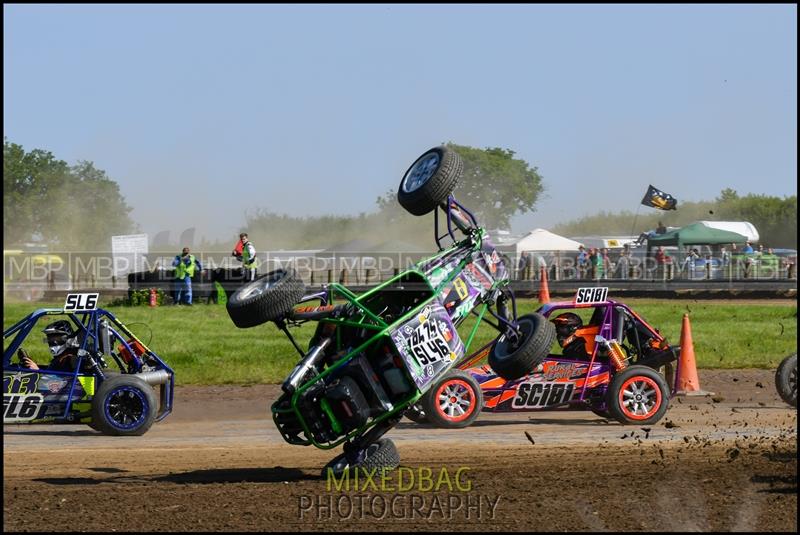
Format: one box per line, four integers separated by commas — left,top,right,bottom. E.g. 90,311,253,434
397,146,463,216
606,366,669,425
421,370,483,429
321,438,400,479
488,313,556,380
775,353,797,407
91,375,157,436
226,269,305,328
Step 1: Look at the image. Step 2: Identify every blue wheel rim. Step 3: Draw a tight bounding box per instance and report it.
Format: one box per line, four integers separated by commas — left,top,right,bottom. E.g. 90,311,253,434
104,386,148,430
402,153,440,193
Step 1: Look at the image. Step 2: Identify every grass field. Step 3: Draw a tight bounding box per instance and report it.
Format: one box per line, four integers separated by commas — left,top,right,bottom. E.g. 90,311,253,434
3,298,796,385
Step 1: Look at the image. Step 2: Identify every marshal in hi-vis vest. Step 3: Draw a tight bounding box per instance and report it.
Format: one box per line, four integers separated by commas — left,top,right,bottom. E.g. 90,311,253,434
242,242,257,268
175,255,197,279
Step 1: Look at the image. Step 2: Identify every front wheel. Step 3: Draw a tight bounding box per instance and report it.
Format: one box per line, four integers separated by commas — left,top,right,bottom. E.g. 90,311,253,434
420,370,483,429
91,375,157,436
321,438,400,479
775,353,797,407
488,313,556,380
226,269,305,328
397,146,463,216
606,366,669,425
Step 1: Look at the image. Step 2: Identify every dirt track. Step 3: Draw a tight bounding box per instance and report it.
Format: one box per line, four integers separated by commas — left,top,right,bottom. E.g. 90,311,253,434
3,370,797,532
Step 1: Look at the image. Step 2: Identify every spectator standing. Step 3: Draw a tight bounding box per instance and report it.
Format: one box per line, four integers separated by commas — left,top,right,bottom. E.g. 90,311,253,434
740,241,755,277
654,246,672,278
589,248,603,280
617,244,631,279
233,233,258,282
172,247,202,305
684,248,700,278
757,246,780,277
576,245,588,280
600,248,611,279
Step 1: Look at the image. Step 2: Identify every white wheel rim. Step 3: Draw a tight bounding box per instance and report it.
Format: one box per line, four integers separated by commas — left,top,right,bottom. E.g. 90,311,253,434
437,383,472,418
239,273,281,300
621,380,658,416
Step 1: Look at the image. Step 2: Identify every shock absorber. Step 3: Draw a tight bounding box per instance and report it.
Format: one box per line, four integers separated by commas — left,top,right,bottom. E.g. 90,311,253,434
607,339,628,371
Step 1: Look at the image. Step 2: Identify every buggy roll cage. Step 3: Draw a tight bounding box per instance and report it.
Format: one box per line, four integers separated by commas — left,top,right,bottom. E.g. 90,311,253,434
3,308,175,422
533,300,680,398
275,193,522,374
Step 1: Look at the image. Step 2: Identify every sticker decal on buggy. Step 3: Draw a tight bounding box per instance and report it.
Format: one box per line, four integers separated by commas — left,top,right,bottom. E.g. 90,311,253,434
64,293,99,312
409,315,453,366
4,372,39,394
574,287,608,305
4,393,45,422
512,382,576,408
391,302,464,389
453,277,469,300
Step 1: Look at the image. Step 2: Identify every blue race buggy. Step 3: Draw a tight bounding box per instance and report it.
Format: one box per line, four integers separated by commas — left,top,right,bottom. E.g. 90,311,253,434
4,294,174,435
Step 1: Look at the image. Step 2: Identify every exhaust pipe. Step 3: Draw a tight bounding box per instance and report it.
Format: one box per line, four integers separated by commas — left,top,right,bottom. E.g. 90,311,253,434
136,369,171,386
282,337,332,395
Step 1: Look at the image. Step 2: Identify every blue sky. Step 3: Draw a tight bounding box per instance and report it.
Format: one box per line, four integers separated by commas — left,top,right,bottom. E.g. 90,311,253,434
4,4,797,245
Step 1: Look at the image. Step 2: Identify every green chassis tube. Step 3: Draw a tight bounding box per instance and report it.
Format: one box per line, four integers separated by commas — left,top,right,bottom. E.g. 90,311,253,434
271,230,506,450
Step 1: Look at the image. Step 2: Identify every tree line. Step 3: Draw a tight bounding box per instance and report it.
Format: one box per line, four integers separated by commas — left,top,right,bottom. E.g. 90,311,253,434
4,138,136,250
5,138,794,252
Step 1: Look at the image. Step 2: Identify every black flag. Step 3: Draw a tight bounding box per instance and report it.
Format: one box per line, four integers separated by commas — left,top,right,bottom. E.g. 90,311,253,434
641,185,677,211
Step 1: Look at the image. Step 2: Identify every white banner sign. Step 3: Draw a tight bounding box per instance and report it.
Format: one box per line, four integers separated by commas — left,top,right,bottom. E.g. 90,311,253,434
111,234,148,278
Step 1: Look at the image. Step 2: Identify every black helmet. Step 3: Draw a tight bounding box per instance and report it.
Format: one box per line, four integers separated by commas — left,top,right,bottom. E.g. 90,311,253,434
552,312,583,345
42,320,76,356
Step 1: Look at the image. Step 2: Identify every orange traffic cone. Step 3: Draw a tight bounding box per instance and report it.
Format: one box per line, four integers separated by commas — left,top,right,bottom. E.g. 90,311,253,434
675,313,713,396
538,265,551,304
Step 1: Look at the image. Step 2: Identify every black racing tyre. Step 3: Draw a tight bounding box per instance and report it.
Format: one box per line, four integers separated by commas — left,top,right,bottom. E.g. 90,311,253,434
775,353,797,407
321,438,400,479
404,404,429,424
226,269,306,328
606,365,670,425
91,375,157,436
488,313,556,380
420,370,483,429
397,146,463,216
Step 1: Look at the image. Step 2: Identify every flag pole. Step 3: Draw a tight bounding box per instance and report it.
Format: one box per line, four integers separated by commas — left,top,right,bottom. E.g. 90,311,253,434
630,204,642,243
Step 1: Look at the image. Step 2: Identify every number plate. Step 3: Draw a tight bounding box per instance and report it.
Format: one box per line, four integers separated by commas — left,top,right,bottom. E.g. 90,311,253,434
390,302,464,390
64,293,99,312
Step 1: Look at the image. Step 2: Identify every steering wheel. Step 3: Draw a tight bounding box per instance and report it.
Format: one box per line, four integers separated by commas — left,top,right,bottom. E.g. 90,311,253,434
16,348,32,366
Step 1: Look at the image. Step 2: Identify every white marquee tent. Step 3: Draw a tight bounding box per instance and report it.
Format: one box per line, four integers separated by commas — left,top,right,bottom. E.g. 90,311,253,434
503,228,584,256
697,221,759,243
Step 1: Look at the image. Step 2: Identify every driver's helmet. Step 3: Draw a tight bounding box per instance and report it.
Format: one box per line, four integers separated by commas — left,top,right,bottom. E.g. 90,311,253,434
551,312,583,347
42,320,77,356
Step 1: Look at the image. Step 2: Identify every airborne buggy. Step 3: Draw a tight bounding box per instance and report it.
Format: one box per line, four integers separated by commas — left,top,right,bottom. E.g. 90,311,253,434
3,295,174,435
225,146,555,475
